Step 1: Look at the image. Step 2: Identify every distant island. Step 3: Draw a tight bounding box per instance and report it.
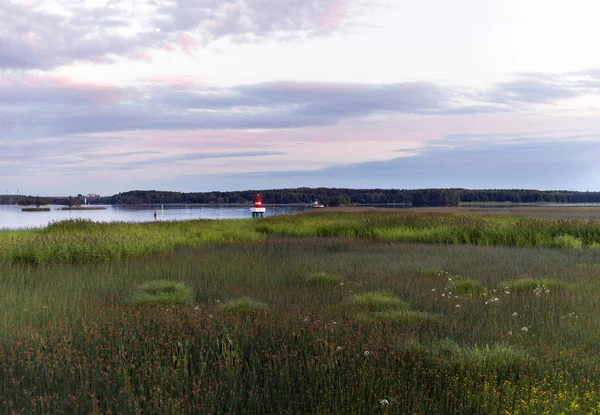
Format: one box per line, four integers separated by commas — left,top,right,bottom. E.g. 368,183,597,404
3,188,600,208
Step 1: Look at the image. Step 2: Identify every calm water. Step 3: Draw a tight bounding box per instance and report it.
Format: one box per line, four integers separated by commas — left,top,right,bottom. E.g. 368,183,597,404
0,205,308,230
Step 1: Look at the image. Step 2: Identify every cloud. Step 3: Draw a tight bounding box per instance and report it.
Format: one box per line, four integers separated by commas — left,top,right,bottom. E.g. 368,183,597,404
2,70,599,142
162,134,600,191
0,76,470,138
482,70,600,105
0,0,380,70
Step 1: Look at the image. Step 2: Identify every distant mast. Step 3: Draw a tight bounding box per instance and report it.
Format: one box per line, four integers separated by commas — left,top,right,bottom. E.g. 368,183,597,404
251,194,266,218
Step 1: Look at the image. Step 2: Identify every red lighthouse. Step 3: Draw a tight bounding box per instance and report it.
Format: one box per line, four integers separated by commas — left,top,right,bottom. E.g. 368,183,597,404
251,194,266,217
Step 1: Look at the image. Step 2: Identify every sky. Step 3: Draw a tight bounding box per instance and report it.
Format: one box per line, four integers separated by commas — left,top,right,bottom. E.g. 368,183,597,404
1,0,600,195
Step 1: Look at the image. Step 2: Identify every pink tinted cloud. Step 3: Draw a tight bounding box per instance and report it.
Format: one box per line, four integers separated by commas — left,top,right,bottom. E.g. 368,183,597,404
317,0,351,32
0,73,124,106
176,33,197,53
132,50,154,62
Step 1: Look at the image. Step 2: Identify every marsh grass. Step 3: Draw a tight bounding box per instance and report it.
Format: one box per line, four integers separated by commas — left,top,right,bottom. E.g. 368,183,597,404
450,279,484,295
129,280,194,306
306,272,342,286
503,278,564,293
2,212,600,413
352,291,410,312
576,263,600,271
221,297,268,315
361,310,441,326
430,339,536,374
552,234,584,249
4,211,600,265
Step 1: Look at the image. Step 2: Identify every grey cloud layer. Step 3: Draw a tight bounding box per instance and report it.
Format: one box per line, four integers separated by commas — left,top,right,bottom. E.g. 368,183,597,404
1,0,372,70
2,70,599,139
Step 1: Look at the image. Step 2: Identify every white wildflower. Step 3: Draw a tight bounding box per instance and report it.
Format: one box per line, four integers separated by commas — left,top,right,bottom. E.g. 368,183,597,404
521,326,529,332
364,350,371,357
380,399,390,406
208,314,214,319
508,330,513,336
504,291,510,295
431,288,436,292
455,304,461,308
512,312,518,317
336,346,343,352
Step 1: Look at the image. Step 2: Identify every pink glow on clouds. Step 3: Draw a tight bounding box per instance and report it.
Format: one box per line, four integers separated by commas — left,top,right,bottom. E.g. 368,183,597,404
88,112,600,157
318,0,351,32
177,33,197,53
132,51,154,62
2,73,124,105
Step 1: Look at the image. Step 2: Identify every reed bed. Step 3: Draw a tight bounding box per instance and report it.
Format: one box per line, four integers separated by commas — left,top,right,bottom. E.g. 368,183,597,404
1,234,600,413
3,212,600,265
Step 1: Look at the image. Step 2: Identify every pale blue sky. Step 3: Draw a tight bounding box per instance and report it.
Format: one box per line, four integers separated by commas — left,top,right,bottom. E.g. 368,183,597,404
1,0,600,194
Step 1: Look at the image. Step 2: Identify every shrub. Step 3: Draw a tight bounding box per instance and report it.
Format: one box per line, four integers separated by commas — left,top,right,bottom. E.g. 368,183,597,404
129,280,194,306
503,278,563,293
306,272,342,286
450,279,483,295
221,297,267,315
352,291,409,312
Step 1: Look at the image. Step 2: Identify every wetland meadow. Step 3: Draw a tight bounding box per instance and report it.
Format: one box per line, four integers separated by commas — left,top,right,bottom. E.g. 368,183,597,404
2,208,600,413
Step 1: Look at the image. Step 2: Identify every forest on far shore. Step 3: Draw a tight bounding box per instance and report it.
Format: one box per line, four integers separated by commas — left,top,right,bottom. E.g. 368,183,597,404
3,188,600,207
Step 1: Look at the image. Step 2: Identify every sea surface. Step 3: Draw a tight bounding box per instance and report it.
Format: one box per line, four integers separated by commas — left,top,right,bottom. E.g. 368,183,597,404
0,205,308,230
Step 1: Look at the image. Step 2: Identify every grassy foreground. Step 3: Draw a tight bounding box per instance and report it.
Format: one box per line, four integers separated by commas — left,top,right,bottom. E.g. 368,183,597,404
2,212,600,413
4,211,600,264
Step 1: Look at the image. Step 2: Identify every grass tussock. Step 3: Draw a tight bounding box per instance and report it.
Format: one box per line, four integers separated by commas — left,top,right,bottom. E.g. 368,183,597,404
503,278,564,293
221,297,268,315
129,280,194,306
450,279,484,295
352,291,410,312
427,340,536,374
306,272,342,286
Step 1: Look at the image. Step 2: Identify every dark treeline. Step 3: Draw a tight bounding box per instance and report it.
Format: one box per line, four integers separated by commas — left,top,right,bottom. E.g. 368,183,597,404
3,188,600,207
89,188,600,206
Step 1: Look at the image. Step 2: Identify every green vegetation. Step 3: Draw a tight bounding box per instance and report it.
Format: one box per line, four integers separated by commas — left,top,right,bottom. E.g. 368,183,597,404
129,280,194,306
352,291,410,312
450,279,484,295
89,187,600,205
503,278,564,293
3,211,600,412
21,207,51,212
4,212,600,265
306,271,343,286
221,297,268,315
